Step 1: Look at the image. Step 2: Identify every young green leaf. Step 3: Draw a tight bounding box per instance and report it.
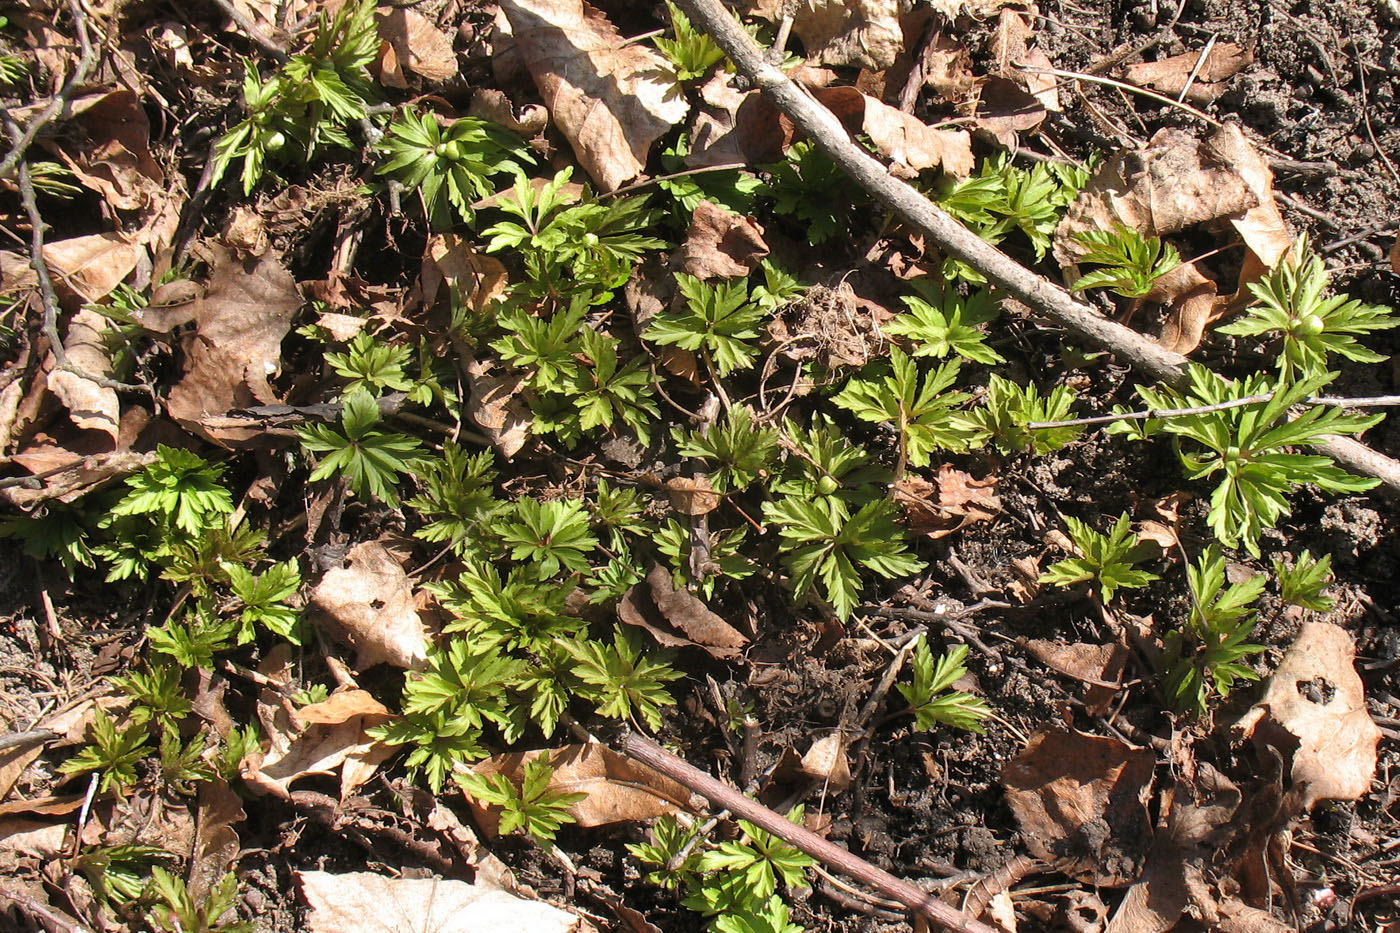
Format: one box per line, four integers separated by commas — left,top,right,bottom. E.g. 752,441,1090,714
646,273,766,376
896,639,989,733
1039,513,1159,603
834,348,984,468
296,390,424,506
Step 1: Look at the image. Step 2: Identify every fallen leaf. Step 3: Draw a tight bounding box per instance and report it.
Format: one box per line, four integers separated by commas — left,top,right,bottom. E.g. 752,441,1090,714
1234,622,1381,811
665,475,720,516
800,732,853,791
1124,44,1254,104
41,233,142,303
163,243,303,445
420,235,510,311
188,780,245,902
920,33,979,104
299,871,582,932
1208,123,1293,270
893,466,1001,538
618,564,749,659
46,308,120,442
1149,261,1224,355
786,0,907,71
0,818,67,858
1002,729,1156,886
378,9,458,84
1020,639,1130,716
0,448,155,509
463,355,532,458
499,0,689,191
242,689,393,799
308,542,431,671
465,740,694,834
468,88,550,136
1390,237,1400,276
682,201,769,280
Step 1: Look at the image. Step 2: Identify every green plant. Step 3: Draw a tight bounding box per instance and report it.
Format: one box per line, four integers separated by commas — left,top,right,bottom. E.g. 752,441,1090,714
324,332,414,396
458,755,587,846
434,559,587,651
109,446,234,537
0,503,95,577
377,109,532,227
114,662,193,734
833,348,984,471
370,709,488,793
1164,545,1267,714
656,519,758,597
896,638,989,732
296,389,424,506
148,866,253,933
147,610,238,670
762,497,924,621
1129,365,1381,555
217,725,262,782
400,640,523,734
761,141,863,244
566,327,660,446
0,53,28,87
224,558,302,644
212,0,379,193
969,374,1083,455
483,169,666,304
772,415,884,504
74,844,177,909
883,282,1004,365
1216,237,1399,378
1069,225,1181,299
156,729,216,794
1272,549,1335,611
675,406,779,491
646,273,767,377
60,708,152,794
497,497,598,576
406,442,500,552
654,1,727,80
566,627,682,730
657,137,763,216
1039,513,1160,603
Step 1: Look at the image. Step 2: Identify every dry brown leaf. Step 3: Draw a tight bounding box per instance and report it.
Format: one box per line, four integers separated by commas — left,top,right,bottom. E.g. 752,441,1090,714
686,72,749,168
47,308,120,442
42,233,142,303
468,88,550,136
682,201,769,279
665,476,720,516
618,564,749,659
378,9,458,85
1020,639,1130,716
787,0,907,71
309,542,430,671
499,0,688,191
921,33,979,104
1149,261,1224,355
800,732,853,791
0,818,67,858
466,741,694,834
242,689,392,800
420,234,509,311
1390,237,1400,275
53,90,166,212
1234,622,1381,811
164,243,302,445
893,466,1001,538
189,780,245,902
1210,124,1293,271
1124,44,1253,104
0,448,155,509
299,871,582,932
463,355,531,458
1002,729,1156,886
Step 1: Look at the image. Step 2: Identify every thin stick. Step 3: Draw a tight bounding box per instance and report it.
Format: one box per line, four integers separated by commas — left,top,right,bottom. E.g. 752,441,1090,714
617,732,1000,933
211,0,290,61
1016,64,1225,128
0,0,98,181
0,729,58,754
1026,393,1400,431
673,0,1400,492
1177,34,1218,103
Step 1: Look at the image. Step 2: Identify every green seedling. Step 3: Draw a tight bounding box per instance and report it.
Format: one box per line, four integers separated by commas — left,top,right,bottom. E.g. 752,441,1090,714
647,273,768,377
296,389,424,506
459,755,587,846
1272,549,1335,611
896,638,990,733
1039,513,1160,603
1165,545,1267,714
1070,224,1181,299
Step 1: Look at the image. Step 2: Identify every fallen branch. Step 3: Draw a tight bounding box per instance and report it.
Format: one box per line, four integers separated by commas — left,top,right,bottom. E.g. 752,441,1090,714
1026,393,1400,431
673,0,1400,491
617,732,1000,933
0,0,99,181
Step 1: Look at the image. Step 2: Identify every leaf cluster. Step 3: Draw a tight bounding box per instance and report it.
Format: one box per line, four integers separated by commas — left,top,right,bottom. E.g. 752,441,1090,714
1039,513,1160,603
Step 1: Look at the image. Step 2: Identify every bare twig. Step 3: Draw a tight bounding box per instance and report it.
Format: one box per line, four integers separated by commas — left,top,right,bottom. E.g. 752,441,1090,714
1016,64,1225,128
1026,393,1400,431
617,732,1000,933
211,0,291,62
0,728,59,754
673,0,1400,491
0,0,99,181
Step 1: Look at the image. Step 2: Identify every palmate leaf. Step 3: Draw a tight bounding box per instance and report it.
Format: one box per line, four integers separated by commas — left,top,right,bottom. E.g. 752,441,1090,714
897,639,989,733
1070,224,1181,299
762,496,925,620
833,348,984,467
674,406,780,492
566,627,682,730
1165,546,1267,713
296,390,423,506
884,283,1004,364
1038,513,1159,603
646,273,765,375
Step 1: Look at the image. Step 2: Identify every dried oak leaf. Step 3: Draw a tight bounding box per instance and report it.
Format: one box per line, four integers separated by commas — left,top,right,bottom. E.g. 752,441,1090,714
463,354,532,458
465,740,694,834
1124,44,1254,104
785,0,908,71
47,308,120,443
893,465,1001,538
162,243,302,445
377,8,458,87
242,689,394,800
1148,261,1225,356
299,871,582,933
308,542,430,671
468,88,550,136
682,200,769,280
618,564,749,659
420,234,509,311
800,732,853,791
1020,639,1130,717
39,233,143,303
1234,622,1381,811
1002,729,1156,886
498,0,689,191
665,475,720,516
